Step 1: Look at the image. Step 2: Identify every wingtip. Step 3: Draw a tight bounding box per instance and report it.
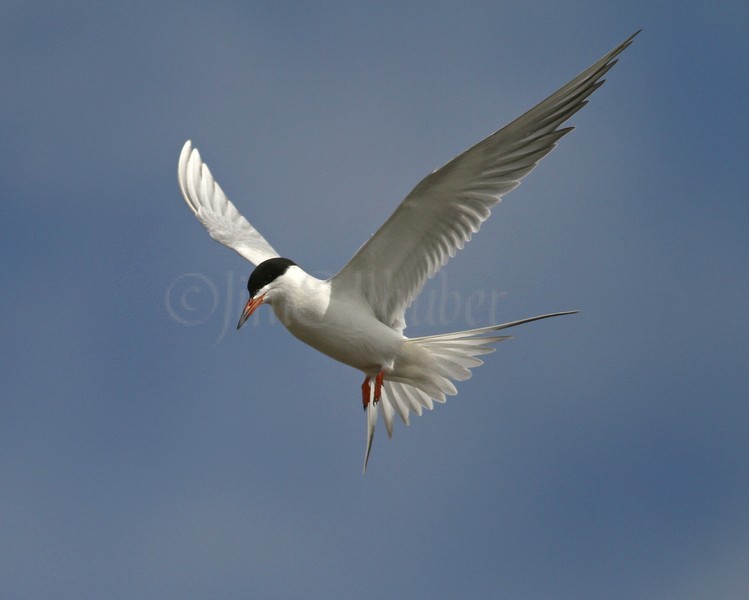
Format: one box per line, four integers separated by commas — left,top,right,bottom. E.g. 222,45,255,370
179,140,193,166
618,30,642,54
177,140,199,214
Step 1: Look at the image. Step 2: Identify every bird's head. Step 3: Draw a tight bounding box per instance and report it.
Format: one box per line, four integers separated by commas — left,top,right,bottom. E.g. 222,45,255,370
236,257,297,330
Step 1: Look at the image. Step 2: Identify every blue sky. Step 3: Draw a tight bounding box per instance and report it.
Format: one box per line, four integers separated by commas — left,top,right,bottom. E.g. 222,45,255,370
2,2,748,599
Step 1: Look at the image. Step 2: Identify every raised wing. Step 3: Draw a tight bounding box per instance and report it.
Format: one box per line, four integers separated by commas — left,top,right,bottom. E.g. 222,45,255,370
332,32,639,332
178,141,280,266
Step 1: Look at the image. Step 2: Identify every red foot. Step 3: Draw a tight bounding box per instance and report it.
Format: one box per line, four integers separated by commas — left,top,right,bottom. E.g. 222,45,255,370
361,377,371,410
374,372,384,404
361,371,385,410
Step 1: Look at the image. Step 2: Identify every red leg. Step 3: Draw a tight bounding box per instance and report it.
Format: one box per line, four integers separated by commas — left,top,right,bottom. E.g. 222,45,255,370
374,371,384,405
361,377,371,410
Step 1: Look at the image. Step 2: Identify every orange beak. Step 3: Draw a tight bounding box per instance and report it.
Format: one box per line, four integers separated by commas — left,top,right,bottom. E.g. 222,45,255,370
236,294,265,330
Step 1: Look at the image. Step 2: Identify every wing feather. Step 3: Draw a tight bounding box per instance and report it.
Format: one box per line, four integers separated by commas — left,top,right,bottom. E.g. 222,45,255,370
177,141,280,266
332,32,639,332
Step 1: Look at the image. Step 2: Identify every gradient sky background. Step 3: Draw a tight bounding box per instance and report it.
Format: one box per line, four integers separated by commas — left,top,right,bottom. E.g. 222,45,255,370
2,2,748,599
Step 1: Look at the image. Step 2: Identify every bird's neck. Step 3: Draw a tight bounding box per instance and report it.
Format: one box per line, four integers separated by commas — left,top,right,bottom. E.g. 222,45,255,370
270,267,331,327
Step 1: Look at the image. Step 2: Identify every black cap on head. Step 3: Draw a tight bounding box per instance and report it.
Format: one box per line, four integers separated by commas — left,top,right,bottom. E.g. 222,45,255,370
247,258,296,297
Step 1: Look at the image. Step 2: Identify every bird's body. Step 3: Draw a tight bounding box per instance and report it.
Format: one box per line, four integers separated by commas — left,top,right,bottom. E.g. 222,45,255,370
265,267,403,375
176,32,638,471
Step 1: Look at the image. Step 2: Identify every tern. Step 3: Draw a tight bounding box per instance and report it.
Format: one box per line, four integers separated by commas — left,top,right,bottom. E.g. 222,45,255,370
177,32,638,471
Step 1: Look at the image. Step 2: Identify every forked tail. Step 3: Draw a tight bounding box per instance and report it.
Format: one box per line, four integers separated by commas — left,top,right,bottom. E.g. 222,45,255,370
363,310,578,472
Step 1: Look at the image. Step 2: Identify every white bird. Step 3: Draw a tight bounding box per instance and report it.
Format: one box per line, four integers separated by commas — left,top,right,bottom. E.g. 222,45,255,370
177,32,638,472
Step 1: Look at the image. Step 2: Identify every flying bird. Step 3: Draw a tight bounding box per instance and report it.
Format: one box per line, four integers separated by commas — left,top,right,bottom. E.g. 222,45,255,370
177,32,638,472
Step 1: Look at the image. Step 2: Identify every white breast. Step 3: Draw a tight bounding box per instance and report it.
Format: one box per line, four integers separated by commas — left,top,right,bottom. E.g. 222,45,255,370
268,267,404,374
